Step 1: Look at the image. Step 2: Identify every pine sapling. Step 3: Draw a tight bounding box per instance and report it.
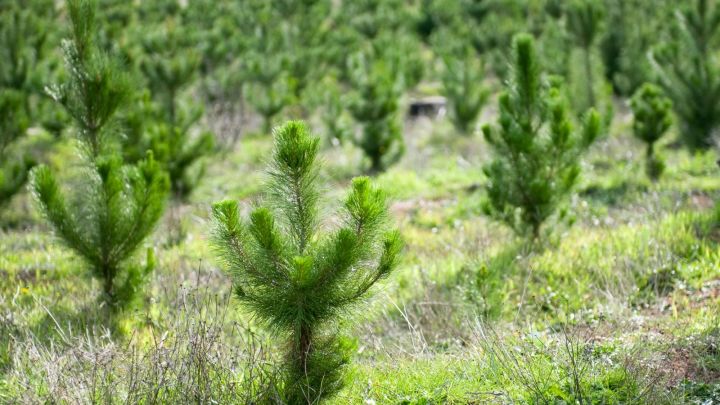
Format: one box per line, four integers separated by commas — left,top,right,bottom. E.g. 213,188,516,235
137,22,215,198
565,0,614,128
0,1,66,136
0,90,33,207
440,47,489,135
650,0,720,150
212,121,402,403
347,57,405,173
242,5,293,135
630,83,673,181
30,0,169,309
566,0,604,110
482,34,601,238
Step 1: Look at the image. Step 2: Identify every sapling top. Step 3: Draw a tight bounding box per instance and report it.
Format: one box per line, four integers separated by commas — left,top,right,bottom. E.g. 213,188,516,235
482,33,601,238
212,121,402,403
30,0,169,309
630,83,673,180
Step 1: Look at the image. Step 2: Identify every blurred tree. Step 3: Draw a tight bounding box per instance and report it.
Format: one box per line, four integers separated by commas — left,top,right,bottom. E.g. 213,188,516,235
242,2,293,134
30,0,169,309
347,56,405,173
0,91,33,207
0,0,66,136
212,121,402,403
135,21,214,198
600,0,677,96
482,34,601,238
564,0,614,129
631,83,673,181
439,45,489,135
650,0,720,150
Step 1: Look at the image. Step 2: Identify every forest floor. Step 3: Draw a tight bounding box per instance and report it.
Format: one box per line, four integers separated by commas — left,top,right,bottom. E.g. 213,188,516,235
1,102,719,403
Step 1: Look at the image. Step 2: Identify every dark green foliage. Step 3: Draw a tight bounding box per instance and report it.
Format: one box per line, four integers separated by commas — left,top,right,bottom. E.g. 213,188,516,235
630,83,673,180
347,58,405,173
651,0,720,150
440,47,489,135
30,0,169,309
482,34,601,238
212,121,402,403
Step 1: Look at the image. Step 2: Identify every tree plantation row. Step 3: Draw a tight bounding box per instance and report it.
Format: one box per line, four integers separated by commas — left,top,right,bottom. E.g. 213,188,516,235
2,0,720,403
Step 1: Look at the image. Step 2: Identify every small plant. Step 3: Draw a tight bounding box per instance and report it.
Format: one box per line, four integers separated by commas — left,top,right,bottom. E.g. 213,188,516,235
212,121,402,403
440,47,489,135
482,34,601,238
30,0,169,309
630,83,673,181
347,56,405,173
650,0,720,150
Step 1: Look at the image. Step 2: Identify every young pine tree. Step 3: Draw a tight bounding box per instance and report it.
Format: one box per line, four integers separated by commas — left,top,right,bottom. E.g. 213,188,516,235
440,46,489,135
0,0,66,137
137,22,214,198
0,90,33,207
241,2,293,135
347,57,405,173
482,34,601,238
212,121,402,403
30,0,169,309
630,83,673,181
650,0,720,150
565,0,614,128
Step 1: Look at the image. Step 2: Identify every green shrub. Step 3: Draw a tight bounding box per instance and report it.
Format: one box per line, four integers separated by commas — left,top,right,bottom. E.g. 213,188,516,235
30,0,169,309
650,0,720,150
630,83,673,180
211,121,402,403
482,34,601,238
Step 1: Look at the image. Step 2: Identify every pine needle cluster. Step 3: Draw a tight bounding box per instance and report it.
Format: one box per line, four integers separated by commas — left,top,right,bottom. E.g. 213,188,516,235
212,121,403,403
